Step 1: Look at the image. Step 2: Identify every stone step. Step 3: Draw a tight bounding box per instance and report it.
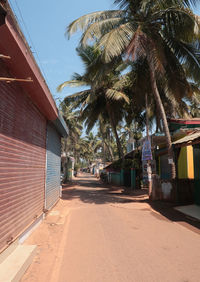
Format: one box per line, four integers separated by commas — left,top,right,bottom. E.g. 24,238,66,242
0,244,37,282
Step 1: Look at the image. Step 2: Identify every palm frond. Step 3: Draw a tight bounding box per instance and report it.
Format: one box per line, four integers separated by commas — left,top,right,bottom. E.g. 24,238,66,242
190,83,200,95
85,92,98,104
64,90,91,106
106,88,130,103
98,22,135,62
146,0,197,9
71,72,84,81
67,10,124,38
80,17,124,46
76,46,100,67
114,0,142,13
81,101,103,133
167,38,200,83
57,80,88,92
154,7,198,42
112,74,131,89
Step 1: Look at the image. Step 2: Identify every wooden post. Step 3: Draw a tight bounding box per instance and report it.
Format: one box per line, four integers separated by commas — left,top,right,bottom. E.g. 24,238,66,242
0,77,33,82
131,168,136,189
120,169,124,186
0,54,11,59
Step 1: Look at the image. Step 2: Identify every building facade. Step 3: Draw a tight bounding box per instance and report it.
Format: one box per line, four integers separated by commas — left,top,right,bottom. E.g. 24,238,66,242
0,2,68,253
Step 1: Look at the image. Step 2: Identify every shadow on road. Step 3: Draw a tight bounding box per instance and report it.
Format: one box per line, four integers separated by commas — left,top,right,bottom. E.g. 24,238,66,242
62,173,200,234
62,174,148,205
149,201,200,234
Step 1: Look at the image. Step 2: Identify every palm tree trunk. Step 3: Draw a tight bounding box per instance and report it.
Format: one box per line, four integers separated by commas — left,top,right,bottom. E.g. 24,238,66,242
112,125,123,159
102,142,106,162
107,128,115,160
104,139,114,161
99,122,114,161
147,57,176,179
106,103,123,159
155,111,162,133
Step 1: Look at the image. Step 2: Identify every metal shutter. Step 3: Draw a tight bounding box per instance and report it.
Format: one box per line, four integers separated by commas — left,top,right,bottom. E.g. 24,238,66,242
45,123,61,210
0,63,46,252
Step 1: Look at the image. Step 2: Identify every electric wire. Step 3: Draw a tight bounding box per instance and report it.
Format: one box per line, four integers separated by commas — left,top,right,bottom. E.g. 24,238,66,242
8,0,52,91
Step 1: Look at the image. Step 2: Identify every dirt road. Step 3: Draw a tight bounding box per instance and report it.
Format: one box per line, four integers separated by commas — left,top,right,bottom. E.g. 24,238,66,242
22,173,200,282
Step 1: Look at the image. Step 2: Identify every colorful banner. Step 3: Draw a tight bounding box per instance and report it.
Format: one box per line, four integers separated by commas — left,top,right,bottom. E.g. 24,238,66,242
142,138,152,161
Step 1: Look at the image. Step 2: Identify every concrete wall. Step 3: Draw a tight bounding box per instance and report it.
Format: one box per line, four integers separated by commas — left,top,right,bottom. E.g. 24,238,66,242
150,175,195,204
150,176,173,201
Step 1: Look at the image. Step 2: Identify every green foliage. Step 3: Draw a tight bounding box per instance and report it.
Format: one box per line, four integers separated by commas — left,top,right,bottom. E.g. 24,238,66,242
59,0,200,173
66,0,200,119
112,157,141,170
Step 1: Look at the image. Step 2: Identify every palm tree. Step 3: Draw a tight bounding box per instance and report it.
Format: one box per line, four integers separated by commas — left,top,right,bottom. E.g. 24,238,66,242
85,132,102,161
67,0,200,178
59,102,83,158
97,117,115,161
58,46,130,159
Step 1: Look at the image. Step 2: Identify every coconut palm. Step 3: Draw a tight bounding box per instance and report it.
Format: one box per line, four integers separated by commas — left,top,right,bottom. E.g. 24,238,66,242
65,88,127,159
67,0,200,178
58,46,130,159
59,102,83,158
97,117,115,161
85,132,102,160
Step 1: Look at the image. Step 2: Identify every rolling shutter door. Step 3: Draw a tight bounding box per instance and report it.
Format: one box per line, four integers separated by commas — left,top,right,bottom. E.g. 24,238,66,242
0,63,46,252
45,123,61,210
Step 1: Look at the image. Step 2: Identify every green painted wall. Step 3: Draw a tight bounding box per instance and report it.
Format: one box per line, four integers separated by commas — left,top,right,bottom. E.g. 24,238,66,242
193,145,200,205
131,169,136,189
110,172,121,186
178,147,188,179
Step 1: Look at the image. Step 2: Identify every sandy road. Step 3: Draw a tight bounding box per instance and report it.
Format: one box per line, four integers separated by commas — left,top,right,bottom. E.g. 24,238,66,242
22,173,200,282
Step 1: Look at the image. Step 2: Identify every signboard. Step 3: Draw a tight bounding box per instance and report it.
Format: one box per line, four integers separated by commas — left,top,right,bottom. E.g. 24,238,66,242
142,138,152,161
168,158,173,164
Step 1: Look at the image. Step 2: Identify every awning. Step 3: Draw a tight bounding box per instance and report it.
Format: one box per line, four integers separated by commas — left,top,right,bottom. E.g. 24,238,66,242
172,131,200,147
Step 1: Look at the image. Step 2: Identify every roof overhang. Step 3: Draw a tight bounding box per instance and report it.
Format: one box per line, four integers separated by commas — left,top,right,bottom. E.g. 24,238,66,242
52,112,68,137
169,118,200,125
0,14,58,120
172,131,200,148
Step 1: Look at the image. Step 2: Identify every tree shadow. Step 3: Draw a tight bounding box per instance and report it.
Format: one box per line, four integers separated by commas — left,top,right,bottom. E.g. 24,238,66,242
149,200,200,234
62,177,148,205
62,174,200,233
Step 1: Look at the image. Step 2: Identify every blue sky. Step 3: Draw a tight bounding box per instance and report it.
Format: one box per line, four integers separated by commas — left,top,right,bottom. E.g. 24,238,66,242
8,0,114,104
8,0,200,106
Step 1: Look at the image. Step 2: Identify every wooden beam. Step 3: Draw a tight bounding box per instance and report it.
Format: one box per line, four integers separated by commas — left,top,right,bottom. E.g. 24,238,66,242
174,138,200,148
0,54,11,59
0,77,33,82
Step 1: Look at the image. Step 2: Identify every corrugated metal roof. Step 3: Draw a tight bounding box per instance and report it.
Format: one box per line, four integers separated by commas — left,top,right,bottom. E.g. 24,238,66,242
173,131,200,145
